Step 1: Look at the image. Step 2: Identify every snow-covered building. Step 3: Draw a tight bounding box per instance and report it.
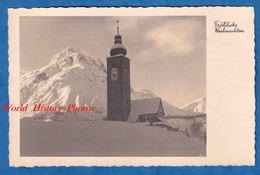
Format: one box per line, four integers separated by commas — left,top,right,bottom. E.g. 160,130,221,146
127,97,165,123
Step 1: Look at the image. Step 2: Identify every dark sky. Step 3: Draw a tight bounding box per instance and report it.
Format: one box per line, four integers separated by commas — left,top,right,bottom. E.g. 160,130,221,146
20,16,206,107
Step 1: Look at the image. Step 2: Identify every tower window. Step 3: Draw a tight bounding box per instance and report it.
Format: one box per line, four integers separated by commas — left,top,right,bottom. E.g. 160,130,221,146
124,63,128,73
111,68,118,81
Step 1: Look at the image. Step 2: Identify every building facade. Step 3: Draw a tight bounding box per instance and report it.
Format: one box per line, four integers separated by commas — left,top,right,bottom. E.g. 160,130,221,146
127,97,165,123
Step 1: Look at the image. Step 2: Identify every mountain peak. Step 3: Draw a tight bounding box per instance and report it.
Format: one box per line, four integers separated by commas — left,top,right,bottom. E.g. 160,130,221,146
64,46,76,52
182,97,206,113
50,47,84,68
49,47,106,73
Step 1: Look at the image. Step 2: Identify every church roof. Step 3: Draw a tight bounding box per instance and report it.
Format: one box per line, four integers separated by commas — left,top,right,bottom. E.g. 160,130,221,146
127,97,164,123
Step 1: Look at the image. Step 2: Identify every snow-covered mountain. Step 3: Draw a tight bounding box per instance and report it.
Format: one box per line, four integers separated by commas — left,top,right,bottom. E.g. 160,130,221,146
20,47,107,121
21,47,200,121
182,97,206,113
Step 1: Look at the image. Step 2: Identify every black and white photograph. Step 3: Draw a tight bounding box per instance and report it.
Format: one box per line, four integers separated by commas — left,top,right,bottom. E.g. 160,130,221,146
8,7,255,166
19,16,206,157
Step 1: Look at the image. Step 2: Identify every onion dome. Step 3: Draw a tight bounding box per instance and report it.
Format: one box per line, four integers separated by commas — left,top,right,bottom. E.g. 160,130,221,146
110,21,127,56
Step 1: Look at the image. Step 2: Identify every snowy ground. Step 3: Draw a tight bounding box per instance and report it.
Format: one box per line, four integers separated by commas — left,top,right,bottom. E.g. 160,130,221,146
20,119,206,157
166,116,206,145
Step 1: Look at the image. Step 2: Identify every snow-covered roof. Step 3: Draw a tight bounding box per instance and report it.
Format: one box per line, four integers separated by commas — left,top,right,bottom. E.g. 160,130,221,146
127,97,164,123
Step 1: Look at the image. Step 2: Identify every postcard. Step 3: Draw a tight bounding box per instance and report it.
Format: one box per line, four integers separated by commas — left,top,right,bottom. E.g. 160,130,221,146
8,7,255,166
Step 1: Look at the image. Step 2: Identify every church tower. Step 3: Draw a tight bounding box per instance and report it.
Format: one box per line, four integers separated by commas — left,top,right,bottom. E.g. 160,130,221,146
107,21,131,121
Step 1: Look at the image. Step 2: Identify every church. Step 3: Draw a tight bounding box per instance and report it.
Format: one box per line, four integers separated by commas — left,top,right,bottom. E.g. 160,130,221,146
107,21,165,123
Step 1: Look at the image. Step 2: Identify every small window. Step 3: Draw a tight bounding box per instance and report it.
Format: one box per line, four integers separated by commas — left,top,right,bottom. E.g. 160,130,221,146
111,68,118,81
124,63,128,73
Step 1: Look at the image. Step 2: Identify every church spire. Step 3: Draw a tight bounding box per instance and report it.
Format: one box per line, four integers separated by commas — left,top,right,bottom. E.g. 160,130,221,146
116,20,119,34
110,20,127,56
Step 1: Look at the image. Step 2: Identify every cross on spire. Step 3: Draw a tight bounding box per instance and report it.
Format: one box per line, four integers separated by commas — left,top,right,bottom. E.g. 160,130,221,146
116,20,119,34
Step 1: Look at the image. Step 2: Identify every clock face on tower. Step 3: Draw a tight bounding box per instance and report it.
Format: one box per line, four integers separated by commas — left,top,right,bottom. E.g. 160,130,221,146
111,68,118,81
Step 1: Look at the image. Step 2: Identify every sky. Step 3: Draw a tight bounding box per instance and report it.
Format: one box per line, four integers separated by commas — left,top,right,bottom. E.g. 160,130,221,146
20,16,206,107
